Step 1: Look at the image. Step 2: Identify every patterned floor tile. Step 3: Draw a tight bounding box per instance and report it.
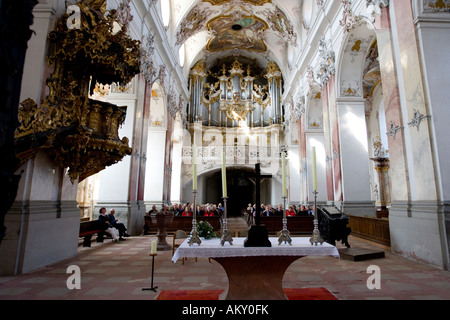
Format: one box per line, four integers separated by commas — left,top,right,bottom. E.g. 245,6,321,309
0,228,449,300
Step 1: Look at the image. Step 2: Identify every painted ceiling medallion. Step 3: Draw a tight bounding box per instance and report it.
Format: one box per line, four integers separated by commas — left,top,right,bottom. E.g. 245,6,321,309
206,15,268,52
203,0,272,5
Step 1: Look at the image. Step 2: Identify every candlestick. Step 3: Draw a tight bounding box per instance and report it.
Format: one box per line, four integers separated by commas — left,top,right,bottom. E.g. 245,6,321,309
222,149,227,198
278,196,291,245
309,190,324,246
282,151,286,198
312,146,317,191
188,190,201,246
193,145,197,191
142,253,158,292
220,196,233,246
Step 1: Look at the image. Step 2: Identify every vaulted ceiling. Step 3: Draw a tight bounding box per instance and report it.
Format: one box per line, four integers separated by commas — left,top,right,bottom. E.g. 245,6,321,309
171,0,303,74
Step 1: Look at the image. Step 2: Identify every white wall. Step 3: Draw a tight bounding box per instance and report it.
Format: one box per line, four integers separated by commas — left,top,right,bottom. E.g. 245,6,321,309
96,99,136,202
306,133,327,202
288,147,301,204
144,130,166,203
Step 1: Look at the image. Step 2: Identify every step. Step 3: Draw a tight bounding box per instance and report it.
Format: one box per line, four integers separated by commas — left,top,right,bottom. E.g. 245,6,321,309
338,247,385,261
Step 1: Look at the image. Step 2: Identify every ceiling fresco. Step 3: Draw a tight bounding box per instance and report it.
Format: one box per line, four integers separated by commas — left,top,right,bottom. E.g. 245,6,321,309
203,0,273,6
173,0,301,72
206,14,268,52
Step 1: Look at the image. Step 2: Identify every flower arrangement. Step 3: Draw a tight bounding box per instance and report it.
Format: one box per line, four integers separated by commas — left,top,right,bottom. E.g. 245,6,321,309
196,220,218,239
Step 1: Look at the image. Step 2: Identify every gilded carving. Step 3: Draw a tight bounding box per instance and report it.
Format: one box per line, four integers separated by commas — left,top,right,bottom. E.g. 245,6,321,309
351,39,361,52
88,104,102,132
15,0,139,182
424,0,450,12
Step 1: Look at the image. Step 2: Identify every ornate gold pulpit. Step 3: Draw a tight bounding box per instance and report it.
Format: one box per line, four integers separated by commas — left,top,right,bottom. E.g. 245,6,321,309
15,1,140,183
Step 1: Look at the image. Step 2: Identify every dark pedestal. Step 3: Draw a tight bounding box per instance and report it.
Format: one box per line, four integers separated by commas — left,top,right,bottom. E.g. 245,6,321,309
244,225,271,247
214,256,301,300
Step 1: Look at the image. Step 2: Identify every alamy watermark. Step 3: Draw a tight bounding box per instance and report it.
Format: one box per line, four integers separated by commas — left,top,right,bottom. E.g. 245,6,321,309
66,5,81,30
66,265,81,290
366,265,381,290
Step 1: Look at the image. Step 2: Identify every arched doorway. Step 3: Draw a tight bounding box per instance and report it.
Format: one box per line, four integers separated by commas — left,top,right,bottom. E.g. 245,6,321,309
225,168,255,216
202,167,263,217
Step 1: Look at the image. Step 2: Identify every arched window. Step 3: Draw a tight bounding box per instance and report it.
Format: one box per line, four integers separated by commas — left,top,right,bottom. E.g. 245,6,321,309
161,0,171,28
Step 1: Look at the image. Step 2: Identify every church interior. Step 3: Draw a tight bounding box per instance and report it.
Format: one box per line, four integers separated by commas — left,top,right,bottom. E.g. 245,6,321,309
1,0,450,301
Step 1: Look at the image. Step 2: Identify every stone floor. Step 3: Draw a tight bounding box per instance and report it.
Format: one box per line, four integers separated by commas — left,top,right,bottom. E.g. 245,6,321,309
0,218,449,301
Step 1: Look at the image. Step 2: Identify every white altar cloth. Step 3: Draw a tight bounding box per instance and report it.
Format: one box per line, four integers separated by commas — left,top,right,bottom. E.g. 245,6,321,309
171,237,340,263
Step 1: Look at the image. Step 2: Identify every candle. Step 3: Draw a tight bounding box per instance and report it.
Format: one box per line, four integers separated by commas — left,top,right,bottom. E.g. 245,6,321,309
151,240,157,254
222,149,227,198
192,144,197,191
282,151,286,197
312,146,317,191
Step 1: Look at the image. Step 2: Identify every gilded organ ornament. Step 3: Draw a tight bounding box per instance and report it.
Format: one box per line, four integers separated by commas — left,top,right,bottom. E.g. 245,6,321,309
189,57,283,128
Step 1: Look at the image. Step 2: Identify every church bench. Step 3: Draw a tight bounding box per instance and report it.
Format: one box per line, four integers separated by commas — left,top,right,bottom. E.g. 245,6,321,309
256,216,314,235
79,220,109,247
143,216,221,234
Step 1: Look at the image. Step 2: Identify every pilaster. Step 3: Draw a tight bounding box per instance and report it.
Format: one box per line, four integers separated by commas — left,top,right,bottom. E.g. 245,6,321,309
336,97,373,216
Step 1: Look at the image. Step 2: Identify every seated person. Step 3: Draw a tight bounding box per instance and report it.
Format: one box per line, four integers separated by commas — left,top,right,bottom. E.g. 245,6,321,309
182,205,193,216
286,205,297,217
267,204,275,215
107,209,129,240
147,205,157,215
262,205,272,217
306,205,314,216
170,203,181,216
297,204,309,216
275,204,283,216
98,207,119,242
204,205,215,216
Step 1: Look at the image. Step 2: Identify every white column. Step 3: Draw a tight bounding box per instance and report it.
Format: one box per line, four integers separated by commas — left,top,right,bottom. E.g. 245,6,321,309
170,141,183,203
144,130,166,205
305,133,327,203
96,99,135,207
336,98,373,216
288,147,301,204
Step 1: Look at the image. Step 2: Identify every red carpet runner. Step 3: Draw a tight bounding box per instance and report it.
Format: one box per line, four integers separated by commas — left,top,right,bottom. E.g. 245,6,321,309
156,287,338,300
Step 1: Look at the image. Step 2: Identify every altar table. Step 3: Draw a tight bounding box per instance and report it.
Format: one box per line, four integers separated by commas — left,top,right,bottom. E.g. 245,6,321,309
172,237,340,300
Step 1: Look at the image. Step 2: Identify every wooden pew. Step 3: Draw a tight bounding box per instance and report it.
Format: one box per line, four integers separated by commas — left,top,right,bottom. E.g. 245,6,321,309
143,215,221,234
79,220,108,247
257,216,314,235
